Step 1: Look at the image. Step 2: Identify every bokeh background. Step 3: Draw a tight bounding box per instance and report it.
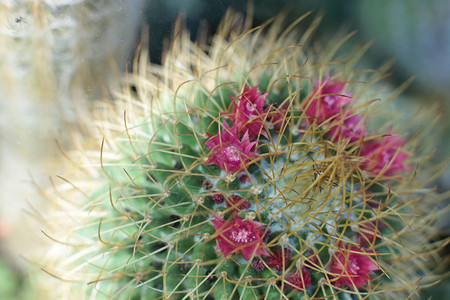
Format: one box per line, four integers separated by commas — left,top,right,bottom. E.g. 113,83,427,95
0,0,448,298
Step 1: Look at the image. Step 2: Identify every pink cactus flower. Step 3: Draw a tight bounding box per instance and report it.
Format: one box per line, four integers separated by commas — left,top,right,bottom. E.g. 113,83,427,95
304,76,352,125
205,122,258,173
360,135,411,177
286,268,312,291
330,245,379,289
226,195,251,211
266,248,292,271
329,110,367,143
212,193,225,204
211,213,269,260
230,86,268,138
251,258,265,271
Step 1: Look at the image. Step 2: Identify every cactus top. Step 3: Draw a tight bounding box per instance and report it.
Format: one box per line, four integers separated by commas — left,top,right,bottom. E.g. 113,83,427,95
38,11,445,300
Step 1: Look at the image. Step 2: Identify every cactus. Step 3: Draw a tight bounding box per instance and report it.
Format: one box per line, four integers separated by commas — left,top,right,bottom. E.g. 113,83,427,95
37,11,447,299
0,3,146,296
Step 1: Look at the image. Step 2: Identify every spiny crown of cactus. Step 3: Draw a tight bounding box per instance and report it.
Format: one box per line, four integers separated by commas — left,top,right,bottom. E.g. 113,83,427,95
38,11,447,300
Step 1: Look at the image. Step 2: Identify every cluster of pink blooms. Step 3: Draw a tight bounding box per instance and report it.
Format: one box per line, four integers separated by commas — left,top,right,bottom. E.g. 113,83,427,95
204,78,411,291
205,86,311,290
304,75,411,178
205,86,288,173
206,87,272,263
206,79,411,178
302,76,414,288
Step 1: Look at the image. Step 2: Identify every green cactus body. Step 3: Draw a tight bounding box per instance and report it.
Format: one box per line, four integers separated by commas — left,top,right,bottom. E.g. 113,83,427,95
38,11,447,300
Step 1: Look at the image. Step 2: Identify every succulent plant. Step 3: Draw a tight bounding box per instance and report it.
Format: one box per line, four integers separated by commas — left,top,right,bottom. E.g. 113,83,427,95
38,11,447,299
